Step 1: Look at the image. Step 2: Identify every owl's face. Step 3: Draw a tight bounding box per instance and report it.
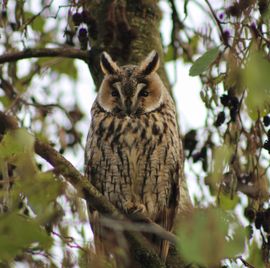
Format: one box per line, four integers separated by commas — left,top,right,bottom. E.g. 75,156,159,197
97,51,165,116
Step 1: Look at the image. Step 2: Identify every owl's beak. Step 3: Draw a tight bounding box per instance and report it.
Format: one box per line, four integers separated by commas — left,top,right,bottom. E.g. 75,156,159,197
125,99,132,115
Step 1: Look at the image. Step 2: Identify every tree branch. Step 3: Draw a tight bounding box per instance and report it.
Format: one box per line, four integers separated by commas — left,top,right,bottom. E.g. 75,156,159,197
0,47,89,64
204,0,229,47
0,111,179,268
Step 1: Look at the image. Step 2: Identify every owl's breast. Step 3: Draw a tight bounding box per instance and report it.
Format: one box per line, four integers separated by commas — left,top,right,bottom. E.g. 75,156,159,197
86,103,182,216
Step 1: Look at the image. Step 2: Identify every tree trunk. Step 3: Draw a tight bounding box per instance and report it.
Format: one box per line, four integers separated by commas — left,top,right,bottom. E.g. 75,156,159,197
86,0,170,90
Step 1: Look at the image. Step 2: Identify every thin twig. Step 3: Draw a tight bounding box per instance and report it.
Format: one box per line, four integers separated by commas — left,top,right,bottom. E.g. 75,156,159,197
204,0,228,47
100,216,177,244
0,47,89,64
238,256,256,268
21,0,54,31
51,231,88,252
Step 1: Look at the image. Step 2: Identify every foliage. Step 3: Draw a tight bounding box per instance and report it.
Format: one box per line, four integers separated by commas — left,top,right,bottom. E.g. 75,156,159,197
177,208,246,266
0,129,56,263
0,0,269,267
189,47,220,76
168,0,270,267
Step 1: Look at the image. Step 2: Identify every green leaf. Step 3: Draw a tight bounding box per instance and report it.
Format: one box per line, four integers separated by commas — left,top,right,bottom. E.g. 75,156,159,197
176,208,245,267
0,129,62,217
189,47,219,76
37,58,78,80
13,171,62,218
0,129,35,160
224,223,247,257
24,11,45,32
0,96,11,108
164,45,175,62
0,129,37,180
218,192,240,210
247,240,264,267
244,50,270,120
0,213,52,261
208,144,234,192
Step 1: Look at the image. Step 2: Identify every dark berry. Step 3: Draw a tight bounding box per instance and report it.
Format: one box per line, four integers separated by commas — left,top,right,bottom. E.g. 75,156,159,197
222,30,230,46
77,11,97,39
220,94,230,106
255,211,264,229
263,140,270,151
202,158,208,172
78,28,88,50
267,129,270,138
37,163,42,170
78,28,87,38
23,207,30,216
230,107,238,122
239,0,253,10
65,30,75,46
45,224,52,234
265,208,270,217
18,201,24,209
263,115,270,127
72,12,83,26
81,10,95,25
258,0,269,15
219,13,224,20
183,130,197,157
244,207,256,221
262,217,270,233
245,225,254,240
229,96,239,109
226,3,241,17
192,152,202,163
201,147,208,172
214,111,226,127
88,20,98,39
9,22,17,31
192,147,207,172
81,10,89,23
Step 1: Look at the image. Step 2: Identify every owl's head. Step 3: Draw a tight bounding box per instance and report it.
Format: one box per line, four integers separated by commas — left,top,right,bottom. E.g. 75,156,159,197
97,51,166,116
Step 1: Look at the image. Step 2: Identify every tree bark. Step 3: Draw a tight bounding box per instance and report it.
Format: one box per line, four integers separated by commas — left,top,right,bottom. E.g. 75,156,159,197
86,0,170,90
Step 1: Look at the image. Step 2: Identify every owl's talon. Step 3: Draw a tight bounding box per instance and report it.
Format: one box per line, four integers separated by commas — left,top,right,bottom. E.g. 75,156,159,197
123,201,146,214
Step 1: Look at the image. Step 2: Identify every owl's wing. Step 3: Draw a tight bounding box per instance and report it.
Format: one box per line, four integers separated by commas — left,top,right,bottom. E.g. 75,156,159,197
158,173,181,260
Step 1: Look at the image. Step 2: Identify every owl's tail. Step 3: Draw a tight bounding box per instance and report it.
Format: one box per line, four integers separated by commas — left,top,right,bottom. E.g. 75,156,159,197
151,206,177,261
90,210,132,267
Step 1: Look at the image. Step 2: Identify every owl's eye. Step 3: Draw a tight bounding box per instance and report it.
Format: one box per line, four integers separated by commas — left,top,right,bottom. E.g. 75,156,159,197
111,89,120,97
139,88,149,97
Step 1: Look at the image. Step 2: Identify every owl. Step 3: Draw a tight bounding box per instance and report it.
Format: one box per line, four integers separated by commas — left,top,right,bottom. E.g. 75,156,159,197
85,50,184,263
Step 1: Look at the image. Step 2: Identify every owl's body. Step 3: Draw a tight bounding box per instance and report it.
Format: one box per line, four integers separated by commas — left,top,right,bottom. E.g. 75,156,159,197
85,51,183,262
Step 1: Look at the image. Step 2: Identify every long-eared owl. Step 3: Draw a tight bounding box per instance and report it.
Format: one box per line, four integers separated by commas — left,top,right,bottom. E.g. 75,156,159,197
85,51,184,261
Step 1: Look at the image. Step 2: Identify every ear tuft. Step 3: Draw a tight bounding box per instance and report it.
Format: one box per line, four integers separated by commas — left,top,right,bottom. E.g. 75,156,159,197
139,50,160,76
100,52,120,75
